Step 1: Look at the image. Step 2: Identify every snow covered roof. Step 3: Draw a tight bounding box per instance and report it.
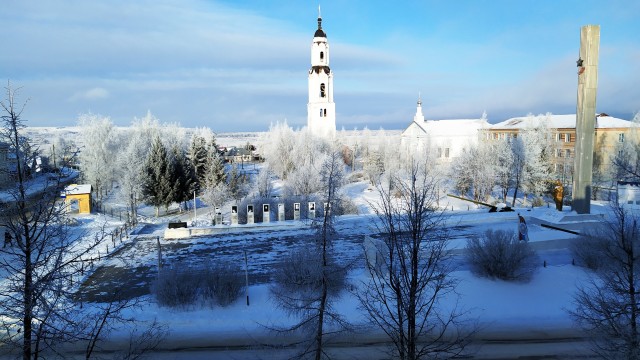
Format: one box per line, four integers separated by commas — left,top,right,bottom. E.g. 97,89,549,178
411,118,490,137
490,114,635,130
65,184,92,195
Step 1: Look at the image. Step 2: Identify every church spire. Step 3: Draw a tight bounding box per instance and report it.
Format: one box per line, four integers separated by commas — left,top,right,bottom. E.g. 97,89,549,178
314,5,326,38
414,93,425,123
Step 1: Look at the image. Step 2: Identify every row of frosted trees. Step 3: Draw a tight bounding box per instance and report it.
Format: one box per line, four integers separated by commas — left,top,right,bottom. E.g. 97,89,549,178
73,112,240,218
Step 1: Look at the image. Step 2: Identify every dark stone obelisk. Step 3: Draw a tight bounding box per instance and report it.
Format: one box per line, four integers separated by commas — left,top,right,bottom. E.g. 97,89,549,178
572,25,600,214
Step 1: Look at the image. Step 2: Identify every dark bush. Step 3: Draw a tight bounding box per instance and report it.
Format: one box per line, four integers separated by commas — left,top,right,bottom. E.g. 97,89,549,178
271,248,347,318
152,262,245,308
466,229,538,282
202,263,246,307
569,234,607,271
151,268,200,307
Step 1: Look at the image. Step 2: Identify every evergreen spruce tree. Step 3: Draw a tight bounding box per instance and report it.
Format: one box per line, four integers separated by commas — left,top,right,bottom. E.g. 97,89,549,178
227,163,243,199
169,145,194,210
142,137,172,216
188,135,208,194
206,147,226,188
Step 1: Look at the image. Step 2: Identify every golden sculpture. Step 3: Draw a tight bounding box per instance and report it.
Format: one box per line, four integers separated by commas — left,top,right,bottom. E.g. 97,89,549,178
552,180,564,211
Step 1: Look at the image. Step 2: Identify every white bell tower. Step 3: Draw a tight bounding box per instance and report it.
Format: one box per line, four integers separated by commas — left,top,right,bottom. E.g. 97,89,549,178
307,8,336,137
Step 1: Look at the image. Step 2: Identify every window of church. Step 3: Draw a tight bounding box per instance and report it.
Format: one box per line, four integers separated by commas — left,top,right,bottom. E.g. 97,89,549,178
320,83,326,97
445,148,450,158
320,109,323,117
320,51,324,61
324,109,327,117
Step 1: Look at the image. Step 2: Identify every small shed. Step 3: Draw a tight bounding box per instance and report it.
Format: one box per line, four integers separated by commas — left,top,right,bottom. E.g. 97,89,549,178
617,181,640,210
64,184,92,214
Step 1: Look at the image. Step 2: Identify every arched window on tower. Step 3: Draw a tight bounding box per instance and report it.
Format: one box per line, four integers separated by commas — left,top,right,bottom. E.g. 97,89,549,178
319,108,323,117
320,51,324,61
324,109,327,117
320,83,326,98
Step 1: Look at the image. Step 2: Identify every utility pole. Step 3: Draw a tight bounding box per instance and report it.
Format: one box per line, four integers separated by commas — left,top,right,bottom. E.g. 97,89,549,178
244,249,249,306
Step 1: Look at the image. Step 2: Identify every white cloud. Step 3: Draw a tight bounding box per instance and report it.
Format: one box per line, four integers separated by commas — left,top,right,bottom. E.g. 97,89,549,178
1,0,637,131
69,87,110,102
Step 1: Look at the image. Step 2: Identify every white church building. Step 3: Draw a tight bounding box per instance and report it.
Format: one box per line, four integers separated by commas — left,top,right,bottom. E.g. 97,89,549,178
306,12,336,137
400,98,489,162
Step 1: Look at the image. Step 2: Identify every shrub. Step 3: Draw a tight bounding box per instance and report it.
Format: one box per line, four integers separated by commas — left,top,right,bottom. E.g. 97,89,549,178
466,229,538,282
152,262,245,308
151,268,200,307
271,248,347,317
531,196,545,207
202,263,246,307
569,234,606,271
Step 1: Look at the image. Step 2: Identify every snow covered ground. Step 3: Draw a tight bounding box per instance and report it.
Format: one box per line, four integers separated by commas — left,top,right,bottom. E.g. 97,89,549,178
1,177,618,358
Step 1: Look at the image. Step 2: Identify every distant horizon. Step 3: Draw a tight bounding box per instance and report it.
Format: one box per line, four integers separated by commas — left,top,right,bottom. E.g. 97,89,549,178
2,1,638,132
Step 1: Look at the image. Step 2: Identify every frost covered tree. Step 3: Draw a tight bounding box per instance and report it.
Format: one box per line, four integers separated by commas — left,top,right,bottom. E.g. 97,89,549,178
77,113,120,200
169,145,195,210
359,158,472,360
227,163,247,200
47,135,78,172
200,146,227,216
142,137,173,216
363,150,385,185
570,205,640,359
285,159,324,197
493,138,514,203
271,149,348,359
255,166,274,198
612,112,640,182
0,83,109,359
281,129,330,197
206,146,226,188
159,121,187,155
520,116,554,202
261,121,296,179
509,137,526,207
201,182,230,223
115,112,160,222
188,135,209,194
451,142,495,202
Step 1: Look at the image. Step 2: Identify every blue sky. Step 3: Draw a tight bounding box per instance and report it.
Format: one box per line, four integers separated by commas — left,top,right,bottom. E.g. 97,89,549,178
1,0,638,131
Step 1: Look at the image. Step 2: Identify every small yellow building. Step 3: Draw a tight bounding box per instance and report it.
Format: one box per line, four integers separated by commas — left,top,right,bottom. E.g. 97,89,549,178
64,184,92,214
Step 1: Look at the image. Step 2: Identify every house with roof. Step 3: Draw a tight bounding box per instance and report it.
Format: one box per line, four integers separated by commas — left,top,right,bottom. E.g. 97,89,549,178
485,113,638,180
63,184,92,214
400,98,490,162
222,147,254,164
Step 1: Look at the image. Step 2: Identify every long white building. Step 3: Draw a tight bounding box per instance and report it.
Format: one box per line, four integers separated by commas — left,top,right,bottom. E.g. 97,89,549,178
401,98,489,161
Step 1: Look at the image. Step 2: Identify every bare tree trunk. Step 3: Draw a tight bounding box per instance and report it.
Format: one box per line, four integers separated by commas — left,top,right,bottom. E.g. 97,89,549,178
570,206,640,359
359,158,473,360
1,83,124,359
